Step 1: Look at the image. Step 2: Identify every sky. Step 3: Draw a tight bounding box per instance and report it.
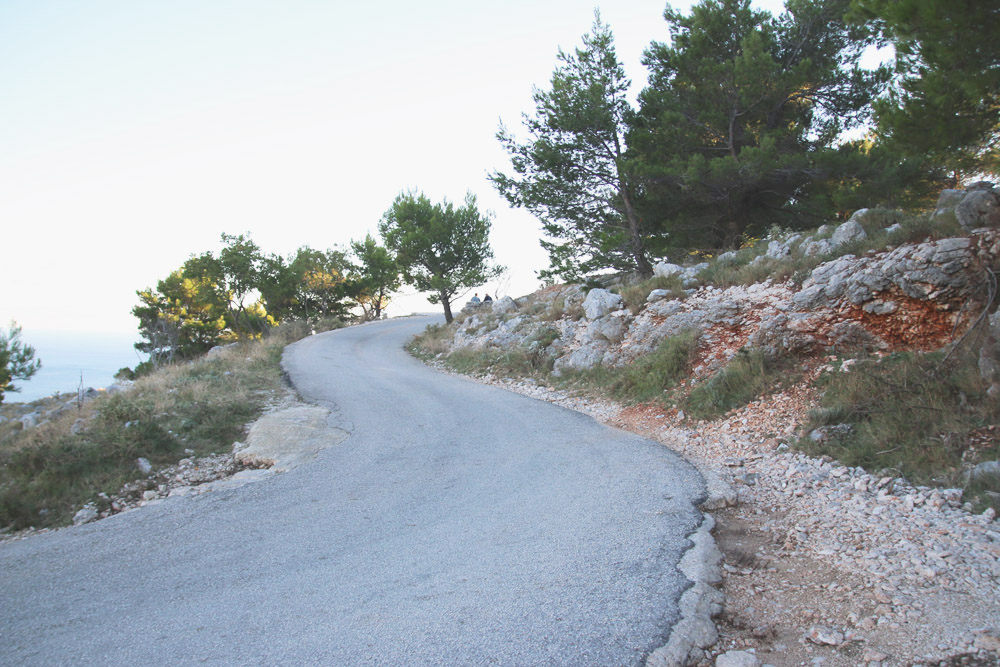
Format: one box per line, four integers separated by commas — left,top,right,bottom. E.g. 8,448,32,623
1,0,790,336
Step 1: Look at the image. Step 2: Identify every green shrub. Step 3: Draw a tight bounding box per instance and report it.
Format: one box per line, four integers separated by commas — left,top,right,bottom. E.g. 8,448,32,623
683,347,793,419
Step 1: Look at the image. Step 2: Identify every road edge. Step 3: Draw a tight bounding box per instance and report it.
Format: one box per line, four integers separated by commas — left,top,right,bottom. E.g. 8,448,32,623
646,512,724,666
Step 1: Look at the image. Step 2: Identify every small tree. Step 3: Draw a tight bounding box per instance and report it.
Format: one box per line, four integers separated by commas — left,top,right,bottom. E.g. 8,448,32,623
133,259,230,366
350,234,400,319
218,233,268,337
258,246,353,323
379,191,503,323
0,322,41,404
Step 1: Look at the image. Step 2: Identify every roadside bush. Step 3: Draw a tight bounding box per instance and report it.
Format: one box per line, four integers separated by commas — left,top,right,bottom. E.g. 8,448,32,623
408,323,453,360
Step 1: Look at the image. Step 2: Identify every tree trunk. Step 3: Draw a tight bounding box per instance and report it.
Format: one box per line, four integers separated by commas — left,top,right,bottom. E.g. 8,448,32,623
613,137,653,278
621,189,653,278
441,291,454,324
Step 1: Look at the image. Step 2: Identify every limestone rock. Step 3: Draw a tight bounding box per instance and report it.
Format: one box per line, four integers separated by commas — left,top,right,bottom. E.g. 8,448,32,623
136,457,153,475
73,505,99,526
653,261,707,284
970,460,1000,481
647,289,671,302
809,424,852,444
934,184,1000,230
716,651,761,667
491,295,518,315
653,262,684,278
956,189,1000,230
831,218,867,247
19,412,40,429
973,627,1000,652
582,289,623,320
848,207,871,223
806,625,845,646
934,188,967,218
553,342,609,373
766,238,792,259
586,313,628,344
803,239,833,257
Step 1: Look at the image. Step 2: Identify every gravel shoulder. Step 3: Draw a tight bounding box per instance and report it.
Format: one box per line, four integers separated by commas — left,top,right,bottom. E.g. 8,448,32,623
449,367,1000,667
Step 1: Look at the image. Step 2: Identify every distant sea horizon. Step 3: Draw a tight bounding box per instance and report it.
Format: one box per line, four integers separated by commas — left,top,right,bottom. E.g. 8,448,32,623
8,330,147,403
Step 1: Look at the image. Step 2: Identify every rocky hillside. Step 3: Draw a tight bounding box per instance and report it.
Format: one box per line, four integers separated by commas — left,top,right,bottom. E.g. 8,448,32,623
449,183,1000,385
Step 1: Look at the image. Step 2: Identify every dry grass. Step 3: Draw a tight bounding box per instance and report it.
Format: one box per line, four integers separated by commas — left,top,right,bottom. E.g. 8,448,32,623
799,348,1000,500
0,319,341,531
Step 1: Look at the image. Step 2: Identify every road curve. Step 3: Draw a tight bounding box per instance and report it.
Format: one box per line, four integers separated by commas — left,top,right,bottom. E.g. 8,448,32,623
0,316,706,666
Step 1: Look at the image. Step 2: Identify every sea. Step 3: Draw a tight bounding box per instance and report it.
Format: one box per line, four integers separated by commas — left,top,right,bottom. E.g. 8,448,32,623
7,330,147,403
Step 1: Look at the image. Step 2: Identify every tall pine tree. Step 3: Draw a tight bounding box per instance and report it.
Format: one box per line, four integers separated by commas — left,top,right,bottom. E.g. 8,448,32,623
855,0,1000,180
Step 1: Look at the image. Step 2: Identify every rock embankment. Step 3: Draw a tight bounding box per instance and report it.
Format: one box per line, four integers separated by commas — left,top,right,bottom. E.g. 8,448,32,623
455,226,1000,379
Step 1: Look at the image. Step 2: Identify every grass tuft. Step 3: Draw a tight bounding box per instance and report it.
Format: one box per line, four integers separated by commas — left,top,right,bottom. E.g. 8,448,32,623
444,345,554,376
683,347,794,419
615,275,687,314
607,330,700,403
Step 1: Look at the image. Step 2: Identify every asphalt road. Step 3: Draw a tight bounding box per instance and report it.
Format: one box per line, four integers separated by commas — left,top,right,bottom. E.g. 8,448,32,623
0,315,706,666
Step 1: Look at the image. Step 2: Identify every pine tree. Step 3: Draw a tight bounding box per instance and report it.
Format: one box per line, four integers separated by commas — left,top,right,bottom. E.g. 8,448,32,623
630,0,888,249
491,13,654,280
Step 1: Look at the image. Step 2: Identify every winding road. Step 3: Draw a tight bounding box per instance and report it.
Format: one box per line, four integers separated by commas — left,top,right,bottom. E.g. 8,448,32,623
1,316,706,666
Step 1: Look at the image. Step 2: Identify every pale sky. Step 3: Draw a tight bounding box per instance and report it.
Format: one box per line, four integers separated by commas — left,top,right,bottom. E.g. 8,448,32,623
1,0,788,334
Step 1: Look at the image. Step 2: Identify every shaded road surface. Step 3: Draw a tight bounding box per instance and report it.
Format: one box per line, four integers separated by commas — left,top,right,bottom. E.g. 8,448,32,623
1,316,705,666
